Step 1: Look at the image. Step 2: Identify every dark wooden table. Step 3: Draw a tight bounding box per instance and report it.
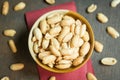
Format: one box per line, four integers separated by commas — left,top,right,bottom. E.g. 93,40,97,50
0,0,120,80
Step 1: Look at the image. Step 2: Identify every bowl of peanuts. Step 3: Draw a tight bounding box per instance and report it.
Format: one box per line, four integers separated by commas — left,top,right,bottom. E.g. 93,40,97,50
28,9,94,73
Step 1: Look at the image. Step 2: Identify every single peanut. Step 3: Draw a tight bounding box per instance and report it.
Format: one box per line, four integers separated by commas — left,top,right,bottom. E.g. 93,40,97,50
2,1,9,15
49,76,56,80
3,29,16,37
97,13,108,23
45,33,53,40
63,52,79,60
49,26,61,35
42,38,50,49
14,2,26,11
39,48,45,53
33,41,39,53
87,4,97,13
33,28,42,46
64,48,79,60
49,45,61,56
60,48,73,56
39,19,49,34
58,26,70,42
70,35,84,47
101,57,117,66
42,55,56,64
61,42,68,49
80,24,86,37
1,76,9,80
47,13,62,24
82,31,90,41
107,26,119,39
87,72,97,80
73,56,84,66
62,32,73,42
79,42,90,56
8,39,17,53
75,19,82,26
55,63,71,69
10,63,24,71
32,36,37,42
45,0,55,5
75,25,81,35
94,41,103,53
61,16,75,27
70,24,75,34
51,38,60,50
48,63,54,68
38,51,51,60
111,0,120,7
58,60,72,64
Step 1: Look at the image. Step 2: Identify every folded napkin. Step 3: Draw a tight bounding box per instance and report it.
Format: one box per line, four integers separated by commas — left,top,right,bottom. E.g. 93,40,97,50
25,1,94,80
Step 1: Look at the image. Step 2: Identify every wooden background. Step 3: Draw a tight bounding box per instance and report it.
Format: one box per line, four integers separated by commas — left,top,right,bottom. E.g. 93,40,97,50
0,0,120,80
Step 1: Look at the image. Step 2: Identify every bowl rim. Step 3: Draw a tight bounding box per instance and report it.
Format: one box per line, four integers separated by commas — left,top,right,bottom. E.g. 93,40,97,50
28,9,95,73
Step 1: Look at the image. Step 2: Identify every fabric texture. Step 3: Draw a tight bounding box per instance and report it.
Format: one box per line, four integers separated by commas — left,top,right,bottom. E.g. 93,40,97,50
25,1,94,80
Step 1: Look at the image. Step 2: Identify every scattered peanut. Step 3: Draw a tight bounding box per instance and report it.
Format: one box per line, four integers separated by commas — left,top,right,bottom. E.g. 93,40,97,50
49,76,56,80
101,57,117,65
2,1,9,15
3,29,16,37
87,4,97,13
107,26,119,39
94,41,103,53
45,0,55,5
10,63,24,71
1,76,10,80
87,72,97,80
8,39,17,53
111,0,120,7
97,13,108,23
14,2,26,11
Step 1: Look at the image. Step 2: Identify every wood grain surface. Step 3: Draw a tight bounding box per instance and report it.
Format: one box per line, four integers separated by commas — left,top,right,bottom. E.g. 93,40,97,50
0,0,120,80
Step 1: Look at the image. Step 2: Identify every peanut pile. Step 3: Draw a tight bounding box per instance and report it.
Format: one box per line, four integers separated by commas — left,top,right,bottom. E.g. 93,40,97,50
31,13,90,69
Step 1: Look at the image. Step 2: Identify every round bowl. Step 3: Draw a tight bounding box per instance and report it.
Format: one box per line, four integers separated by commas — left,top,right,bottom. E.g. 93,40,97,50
28,9,94,73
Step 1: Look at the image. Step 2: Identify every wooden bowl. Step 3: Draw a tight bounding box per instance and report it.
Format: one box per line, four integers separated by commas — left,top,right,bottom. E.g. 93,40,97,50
28,9,94,73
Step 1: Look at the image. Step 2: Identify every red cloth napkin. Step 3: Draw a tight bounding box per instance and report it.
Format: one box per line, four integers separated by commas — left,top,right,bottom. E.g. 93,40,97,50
25,1,94,80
